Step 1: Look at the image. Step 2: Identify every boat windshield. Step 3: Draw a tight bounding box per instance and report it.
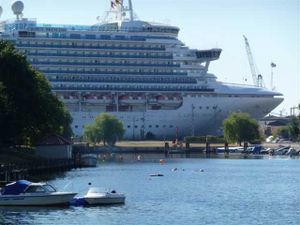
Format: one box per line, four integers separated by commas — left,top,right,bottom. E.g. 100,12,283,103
43,185,57,192
25,185,46,193
87,187,106,194
24,184,57,193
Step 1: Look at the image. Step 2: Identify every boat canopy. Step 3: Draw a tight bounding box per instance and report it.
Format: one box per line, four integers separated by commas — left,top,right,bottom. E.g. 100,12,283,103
0,180,31,195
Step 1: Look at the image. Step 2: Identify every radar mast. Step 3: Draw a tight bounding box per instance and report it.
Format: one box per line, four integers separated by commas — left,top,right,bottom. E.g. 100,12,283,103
102,0,135,23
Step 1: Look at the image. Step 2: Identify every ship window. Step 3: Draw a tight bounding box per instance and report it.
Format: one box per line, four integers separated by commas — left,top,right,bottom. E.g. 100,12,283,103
169,125,174,128
199,106,202,109
86,34,96,39
149,125,152,128
134,125,138,128
206,106,209,109
75,125,78,128
127,125,131,128
155,125,159,128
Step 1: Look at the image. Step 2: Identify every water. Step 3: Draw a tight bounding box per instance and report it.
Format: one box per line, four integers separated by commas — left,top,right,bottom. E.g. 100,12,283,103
0,156,299,225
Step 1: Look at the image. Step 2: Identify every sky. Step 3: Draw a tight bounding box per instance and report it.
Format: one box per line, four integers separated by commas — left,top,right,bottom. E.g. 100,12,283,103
0,0,299,116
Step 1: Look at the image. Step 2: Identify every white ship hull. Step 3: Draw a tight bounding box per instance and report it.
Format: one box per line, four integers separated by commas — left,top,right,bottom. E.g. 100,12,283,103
72,94,283,139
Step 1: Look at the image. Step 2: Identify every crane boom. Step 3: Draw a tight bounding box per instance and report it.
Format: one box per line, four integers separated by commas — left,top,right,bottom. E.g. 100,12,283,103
243,35,263,87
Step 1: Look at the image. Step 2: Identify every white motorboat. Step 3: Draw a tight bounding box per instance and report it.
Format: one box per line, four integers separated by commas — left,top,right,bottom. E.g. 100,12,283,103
80,154,97,167
0,180,77,206
71,187,125,206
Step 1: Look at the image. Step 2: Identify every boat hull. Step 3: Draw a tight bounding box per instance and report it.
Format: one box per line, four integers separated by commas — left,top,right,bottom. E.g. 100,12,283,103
84,196,125,205
0,192,77,206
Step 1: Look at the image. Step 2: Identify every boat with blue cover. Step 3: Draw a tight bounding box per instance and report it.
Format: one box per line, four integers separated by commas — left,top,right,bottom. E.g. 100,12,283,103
0,180,77,206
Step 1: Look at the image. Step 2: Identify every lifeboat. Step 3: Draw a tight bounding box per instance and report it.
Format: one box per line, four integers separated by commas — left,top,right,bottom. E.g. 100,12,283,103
84,94,113,104
63,95,79,103
156,95,182,106
119,95,145,105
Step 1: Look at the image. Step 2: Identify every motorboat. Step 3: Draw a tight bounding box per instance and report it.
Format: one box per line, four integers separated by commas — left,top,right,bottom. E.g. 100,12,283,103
71,187,125,206
0,180,77,206
80,154,97,167
149,173,164,177
216,147,244,153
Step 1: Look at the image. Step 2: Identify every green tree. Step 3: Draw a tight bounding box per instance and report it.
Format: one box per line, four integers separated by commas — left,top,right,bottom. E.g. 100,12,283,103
288,117,300,141
223,112,260,145
84,113,124,146
275,127,289,139
0,41,72,146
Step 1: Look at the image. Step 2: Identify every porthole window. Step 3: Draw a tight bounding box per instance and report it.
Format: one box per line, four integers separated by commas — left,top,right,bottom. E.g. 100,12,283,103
149,125,152,128
127,125,131,128
155,125,159,128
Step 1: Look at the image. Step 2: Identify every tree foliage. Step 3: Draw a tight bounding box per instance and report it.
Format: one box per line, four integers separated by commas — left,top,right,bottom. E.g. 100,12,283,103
84,113,124,146
0,41,73,146
223,112,260,144
288,116,300,141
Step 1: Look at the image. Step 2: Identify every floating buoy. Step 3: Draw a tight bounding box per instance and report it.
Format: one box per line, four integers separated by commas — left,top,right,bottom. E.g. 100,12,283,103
159,159,165,164
137,155,142,161
150,173,164,177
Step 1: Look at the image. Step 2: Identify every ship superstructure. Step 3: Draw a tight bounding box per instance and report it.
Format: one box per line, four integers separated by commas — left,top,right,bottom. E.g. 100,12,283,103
0,0,283,139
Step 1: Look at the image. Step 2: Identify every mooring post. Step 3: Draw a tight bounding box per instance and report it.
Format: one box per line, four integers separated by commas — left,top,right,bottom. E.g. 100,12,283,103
164,142,169,158
205,141,210,153
244,142,248,153
225,141,229,154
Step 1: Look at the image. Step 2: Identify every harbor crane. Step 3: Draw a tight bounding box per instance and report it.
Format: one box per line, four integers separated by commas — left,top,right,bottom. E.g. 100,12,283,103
243,35,264,87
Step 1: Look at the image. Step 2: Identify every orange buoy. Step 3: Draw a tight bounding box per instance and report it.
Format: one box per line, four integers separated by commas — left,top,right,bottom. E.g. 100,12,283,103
159,159,165,164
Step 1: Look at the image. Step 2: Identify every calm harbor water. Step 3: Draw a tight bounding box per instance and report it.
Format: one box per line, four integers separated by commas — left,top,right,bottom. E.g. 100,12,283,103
0,156,299,225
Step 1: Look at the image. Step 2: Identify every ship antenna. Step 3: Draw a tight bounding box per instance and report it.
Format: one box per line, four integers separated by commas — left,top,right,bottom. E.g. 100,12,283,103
102,0,135,23
128,0,134,21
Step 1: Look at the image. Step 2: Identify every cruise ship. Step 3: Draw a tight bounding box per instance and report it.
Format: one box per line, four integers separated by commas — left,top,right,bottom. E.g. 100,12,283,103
0,1,283,139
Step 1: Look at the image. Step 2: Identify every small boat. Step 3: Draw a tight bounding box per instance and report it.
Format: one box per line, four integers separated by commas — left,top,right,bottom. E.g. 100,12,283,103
80,154,97,167
0,180,77,206
149,173,164,177
71,187,125,206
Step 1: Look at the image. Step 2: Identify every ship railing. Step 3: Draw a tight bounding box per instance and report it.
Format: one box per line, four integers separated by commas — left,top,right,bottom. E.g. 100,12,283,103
44,70,187,76
220,82,264,88
18,43,165,51
48,78,197,84
33,61,180,68
52,86,214,92
27,53,173,59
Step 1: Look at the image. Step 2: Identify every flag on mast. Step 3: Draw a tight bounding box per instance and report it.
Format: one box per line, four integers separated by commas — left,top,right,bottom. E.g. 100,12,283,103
111,1,116,8
271,62,276,68
115,0,123,5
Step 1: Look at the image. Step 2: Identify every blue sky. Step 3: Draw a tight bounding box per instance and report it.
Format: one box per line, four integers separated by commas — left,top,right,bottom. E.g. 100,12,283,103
0,0,299,115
